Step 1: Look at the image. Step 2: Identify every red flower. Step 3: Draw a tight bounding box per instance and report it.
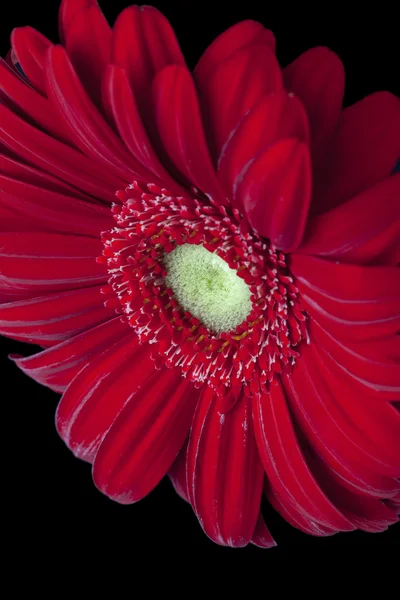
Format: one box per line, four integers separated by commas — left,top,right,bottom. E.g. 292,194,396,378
1,0,399,548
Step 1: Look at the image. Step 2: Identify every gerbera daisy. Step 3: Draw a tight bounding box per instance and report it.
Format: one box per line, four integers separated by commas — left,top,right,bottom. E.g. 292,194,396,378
1,0,399,549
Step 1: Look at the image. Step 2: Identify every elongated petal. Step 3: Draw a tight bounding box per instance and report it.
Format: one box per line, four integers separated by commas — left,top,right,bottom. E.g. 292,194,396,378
168,442,189,502
186,387,264,547
12,317,127,392
250,514,277,548
11,27,52,94
153,65,227,204
93,369,198,503
0,233,105,292
284,47,344,157
112,5,185,113
45,45,138,183
0,104,124,202
0,175,112,237
56,334,150,462
299,175,400,264
283,345,400,498
253,384,355,531
64,5,111,106
0,59,73,146
290,255,400,339
235,138,311,250
218,91,309,195
199,43,282,161
58,0,99,43
194,20,275,87
0,286,114,346
313,92,400,212
102,65,184,193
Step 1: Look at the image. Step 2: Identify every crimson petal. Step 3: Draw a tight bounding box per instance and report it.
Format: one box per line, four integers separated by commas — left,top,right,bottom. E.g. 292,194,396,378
93,368,198,503
186,387,264,547
12,317,126,392
0,286,114,346
299,175,400,265
58,0,99,43
56,334,150,462
194,20,275,88
313,92,400,212
153,65,227,204
11,27,52,94
235,138,311,251
284,47,344,158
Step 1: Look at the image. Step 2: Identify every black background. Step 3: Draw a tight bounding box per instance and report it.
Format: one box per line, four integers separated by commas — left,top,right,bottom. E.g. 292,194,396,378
1,0,399,562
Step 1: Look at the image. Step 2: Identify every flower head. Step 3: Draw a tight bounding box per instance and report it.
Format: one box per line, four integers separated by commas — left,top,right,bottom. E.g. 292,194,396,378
1,0,399,548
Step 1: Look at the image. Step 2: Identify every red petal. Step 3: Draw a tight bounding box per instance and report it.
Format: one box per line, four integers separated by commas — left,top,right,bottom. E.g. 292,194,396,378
93,369,198,503
45,45,137,183
0,155,97,203
64,5,111,107
58,0,99,43
0,232,105,293
253,384,354,531
102,65,182,193
218,91,309,196
235,139,311,251
198,43,282,161
0,59,73,146
283,345,400,498
298,175,400,265
290,255,400,340
0,104,124,202
11,27,52,95
250,513,277,548
111,6,185,113
186,387,264,547
313,92,400,213
284,47,344,158
168,442,189,503
56,334,150,462
0,175,112,237
12,317,126,392
194,20,275,88
0,286,114,346
153,65,227,204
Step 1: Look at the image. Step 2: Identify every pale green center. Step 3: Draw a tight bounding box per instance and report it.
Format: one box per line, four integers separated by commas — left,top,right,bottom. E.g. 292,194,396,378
164,244,252,334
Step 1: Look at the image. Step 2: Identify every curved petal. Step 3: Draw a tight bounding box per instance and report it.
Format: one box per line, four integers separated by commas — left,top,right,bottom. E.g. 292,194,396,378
168,442,189,502
298,175,400,265
0,232,106,293
0,59,73,146
283,344,400,498
253,384,355,531
58,0,99,43
313,92,400,213
64,5,111,107
111,5,185,114
284,47,344,157
235,138,311,251
198,43,282,161
0,175,112,237
11,317,127,392
194,20,275,88
0,104,124,202
153,65,227,204
93,368,198,503
45,45,138,183
290,255,400,340
11,27,52,94
250,513,277,548
102,65,181,192
186,387,264,547
0,286,114,346
218,91,309,196
56,333,150,462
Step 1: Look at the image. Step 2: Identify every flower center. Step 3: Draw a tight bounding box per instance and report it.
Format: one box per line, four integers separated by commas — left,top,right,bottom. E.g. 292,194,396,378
99,182,309,399
164,244,252,334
